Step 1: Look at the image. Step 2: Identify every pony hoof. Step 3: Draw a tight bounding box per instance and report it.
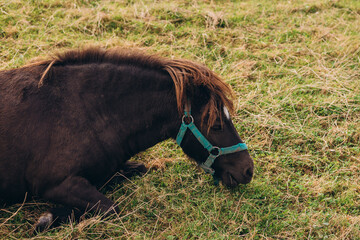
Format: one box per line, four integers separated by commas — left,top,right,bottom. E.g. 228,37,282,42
123,161,147,175
134,163,147,174
34,212,53,233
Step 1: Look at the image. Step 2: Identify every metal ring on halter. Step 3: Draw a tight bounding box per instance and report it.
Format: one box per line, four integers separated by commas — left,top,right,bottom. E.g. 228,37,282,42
209,146,221,157
182,115,194,125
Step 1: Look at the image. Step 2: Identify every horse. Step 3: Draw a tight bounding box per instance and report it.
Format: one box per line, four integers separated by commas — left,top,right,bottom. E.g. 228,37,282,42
0,47,254,231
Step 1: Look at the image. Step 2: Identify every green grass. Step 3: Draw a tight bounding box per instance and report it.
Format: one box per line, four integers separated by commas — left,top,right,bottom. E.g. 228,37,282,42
1,0,359,239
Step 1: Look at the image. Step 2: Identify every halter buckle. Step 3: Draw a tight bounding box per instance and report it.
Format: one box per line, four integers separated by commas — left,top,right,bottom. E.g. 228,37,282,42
182,115,194,125
209,146,221,157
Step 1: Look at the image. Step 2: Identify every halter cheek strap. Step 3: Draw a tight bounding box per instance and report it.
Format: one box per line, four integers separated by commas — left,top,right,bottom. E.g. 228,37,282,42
176,103,248,184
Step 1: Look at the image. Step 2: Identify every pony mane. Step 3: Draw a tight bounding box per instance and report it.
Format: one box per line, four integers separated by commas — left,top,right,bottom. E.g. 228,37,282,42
29,47,234,128
163,59,234,129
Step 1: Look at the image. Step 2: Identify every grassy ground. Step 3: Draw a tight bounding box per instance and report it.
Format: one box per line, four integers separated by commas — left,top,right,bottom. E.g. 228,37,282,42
1,0,359,239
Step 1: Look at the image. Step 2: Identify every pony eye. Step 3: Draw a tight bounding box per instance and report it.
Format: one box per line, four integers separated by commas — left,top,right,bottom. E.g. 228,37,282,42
211,124,223,131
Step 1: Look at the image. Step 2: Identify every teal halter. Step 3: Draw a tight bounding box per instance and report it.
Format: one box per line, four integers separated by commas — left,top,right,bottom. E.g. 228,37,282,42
176,103,248,184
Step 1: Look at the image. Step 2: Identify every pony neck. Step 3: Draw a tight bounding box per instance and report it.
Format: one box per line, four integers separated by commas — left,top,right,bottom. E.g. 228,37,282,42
48,62,181,159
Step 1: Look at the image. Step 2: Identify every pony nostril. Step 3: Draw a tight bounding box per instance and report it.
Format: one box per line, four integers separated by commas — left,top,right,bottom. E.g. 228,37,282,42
245,167,253,178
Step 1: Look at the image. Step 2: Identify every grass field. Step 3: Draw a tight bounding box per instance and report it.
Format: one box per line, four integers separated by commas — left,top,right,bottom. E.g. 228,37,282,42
1,0,360,239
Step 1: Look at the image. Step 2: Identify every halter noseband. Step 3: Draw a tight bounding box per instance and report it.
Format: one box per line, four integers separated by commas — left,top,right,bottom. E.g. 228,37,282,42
176,102,248,184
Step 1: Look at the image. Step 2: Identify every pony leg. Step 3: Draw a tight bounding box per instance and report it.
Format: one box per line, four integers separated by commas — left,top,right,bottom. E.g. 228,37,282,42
35,176,118,232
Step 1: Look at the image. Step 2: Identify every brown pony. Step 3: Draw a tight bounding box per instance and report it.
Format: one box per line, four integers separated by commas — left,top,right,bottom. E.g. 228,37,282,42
0,47,253,231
